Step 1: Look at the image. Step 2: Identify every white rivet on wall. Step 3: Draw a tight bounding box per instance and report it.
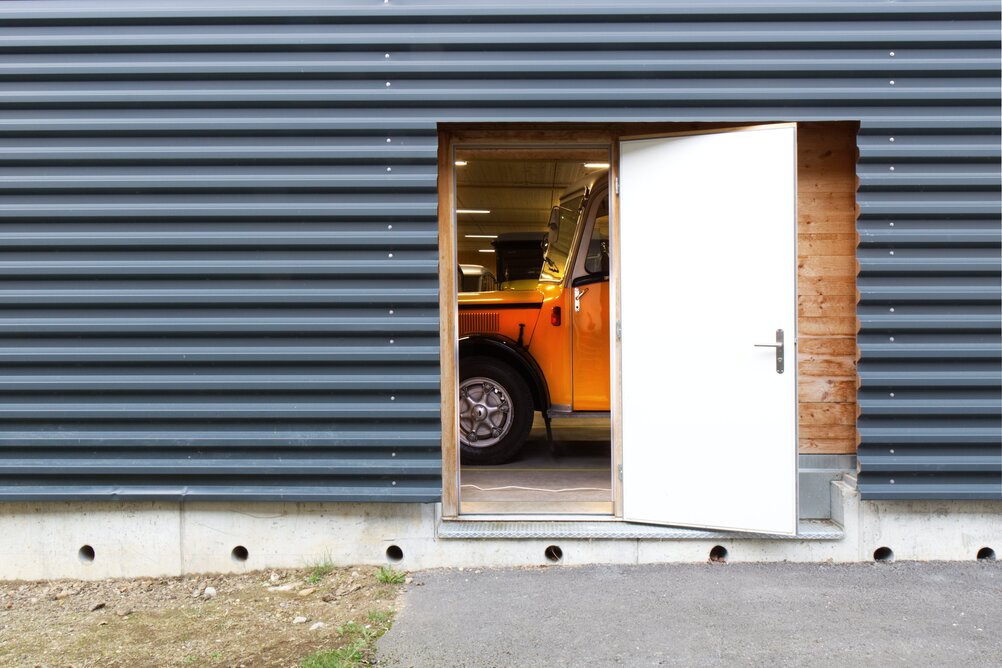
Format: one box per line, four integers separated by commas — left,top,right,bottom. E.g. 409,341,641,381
385,53,390,59
386,138,392,143
890,449,895,454
392,452,397,457
889,222,895,227
389,310,394,315
388,253,394,258
386,81,391,87
889,137,895,142
889,307,895,312
388,224,393,229
387,167,392,172
889,166,895,171
889,80,895,85
889,336,895,341
889,51,895,57
391,481,397,485
890,479,895,484
890,393,895,398
889,251,895,255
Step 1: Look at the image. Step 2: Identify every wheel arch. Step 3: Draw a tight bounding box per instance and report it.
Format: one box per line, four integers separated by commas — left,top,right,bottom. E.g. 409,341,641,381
458,334,549,412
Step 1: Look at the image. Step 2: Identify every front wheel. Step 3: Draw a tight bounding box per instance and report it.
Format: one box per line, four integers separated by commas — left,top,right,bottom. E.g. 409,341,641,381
459,357,534,465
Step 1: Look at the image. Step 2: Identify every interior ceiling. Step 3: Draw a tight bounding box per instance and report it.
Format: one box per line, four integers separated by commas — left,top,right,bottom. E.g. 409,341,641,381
455,156,606,264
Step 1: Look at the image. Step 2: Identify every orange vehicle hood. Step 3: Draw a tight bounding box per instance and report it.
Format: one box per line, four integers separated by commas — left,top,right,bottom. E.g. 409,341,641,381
458,286,556,346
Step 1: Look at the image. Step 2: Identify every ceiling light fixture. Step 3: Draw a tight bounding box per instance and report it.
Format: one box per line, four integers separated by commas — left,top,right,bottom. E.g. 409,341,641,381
457,209,491,214
455,160,469,166
465,234,499,239
478,249,496,253
583,162,610,169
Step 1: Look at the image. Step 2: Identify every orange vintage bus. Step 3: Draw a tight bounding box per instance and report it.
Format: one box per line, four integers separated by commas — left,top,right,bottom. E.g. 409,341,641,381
458,170,610,463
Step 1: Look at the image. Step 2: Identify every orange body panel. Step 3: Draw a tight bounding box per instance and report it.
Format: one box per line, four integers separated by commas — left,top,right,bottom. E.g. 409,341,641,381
571,280,611,410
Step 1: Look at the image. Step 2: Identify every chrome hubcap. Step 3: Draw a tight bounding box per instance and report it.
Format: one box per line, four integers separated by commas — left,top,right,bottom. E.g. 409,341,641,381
459,376,513,448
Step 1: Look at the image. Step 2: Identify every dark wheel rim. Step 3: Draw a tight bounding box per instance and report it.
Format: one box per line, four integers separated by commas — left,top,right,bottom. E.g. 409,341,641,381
459,376,514,448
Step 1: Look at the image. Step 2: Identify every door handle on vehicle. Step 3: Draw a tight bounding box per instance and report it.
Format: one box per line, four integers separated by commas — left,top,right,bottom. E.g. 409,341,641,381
754,328,785,374
573,287,589,312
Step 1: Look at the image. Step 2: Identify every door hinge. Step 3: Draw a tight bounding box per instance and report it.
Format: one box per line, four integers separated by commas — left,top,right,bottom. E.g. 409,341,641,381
617,464,623,481
616,320,622,340
614,177,620,195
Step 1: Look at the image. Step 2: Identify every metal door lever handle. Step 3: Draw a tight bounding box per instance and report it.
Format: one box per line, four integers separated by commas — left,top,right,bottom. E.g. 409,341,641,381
754,329,785,374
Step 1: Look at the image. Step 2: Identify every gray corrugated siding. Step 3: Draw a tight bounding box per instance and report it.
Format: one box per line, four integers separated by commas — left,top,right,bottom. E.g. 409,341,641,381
0,0,998,502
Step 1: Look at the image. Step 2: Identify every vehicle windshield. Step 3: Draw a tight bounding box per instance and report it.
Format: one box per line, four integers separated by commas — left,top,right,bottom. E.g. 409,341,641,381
539,192,585,283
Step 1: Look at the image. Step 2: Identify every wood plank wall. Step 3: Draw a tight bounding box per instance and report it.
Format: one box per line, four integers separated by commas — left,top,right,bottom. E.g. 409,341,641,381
796,122,860,454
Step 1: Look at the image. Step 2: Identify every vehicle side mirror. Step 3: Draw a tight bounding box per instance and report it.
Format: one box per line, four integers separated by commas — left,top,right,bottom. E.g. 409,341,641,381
545,207,560,249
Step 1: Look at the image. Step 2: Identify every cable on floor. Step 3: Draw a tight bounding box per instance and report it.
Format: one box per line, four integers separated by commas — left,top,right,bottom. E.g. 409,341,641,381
460,484,611,493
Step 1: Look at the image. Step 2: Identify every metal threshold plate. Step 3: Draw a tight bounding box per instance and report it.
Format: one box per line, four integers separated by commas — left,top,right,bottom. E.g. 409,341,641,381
438,519,844,541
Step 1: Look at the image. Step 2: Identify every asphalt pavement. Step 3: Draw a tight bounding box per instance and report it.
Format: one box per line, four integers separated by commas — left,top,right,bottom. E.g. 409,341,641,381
377,561,1001,667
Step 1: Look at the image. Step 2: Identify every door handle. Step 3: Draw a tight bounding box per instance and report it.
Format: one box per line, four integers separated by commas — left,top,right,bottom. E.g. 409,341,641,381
754,328,785,374
573,287,589,312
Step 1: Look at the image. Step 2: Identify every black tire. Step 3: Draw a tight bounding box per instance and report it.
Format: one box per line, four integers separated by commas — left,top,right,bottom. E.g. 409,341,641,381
459,356,534,465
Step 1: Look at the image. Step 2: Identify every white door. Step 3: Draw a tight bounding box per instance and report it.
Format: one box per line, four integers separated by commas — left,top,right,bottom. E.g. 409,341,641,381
618,125,798,535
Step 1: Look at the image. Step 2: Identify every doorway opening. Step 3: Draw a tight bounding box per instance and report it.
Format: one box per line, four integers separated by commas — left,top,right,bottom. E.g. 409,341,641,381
448,143,615,516
439,122,860,532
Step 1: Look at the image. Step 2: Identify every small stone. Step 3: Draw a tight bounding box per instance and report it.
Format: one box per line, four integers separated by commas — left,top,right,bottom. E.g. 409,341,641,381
321,594,335,603
89,602,106,612
297,587,317,597
309,622,325,631
270,572,281,582
115,607,133,617
202,587,217,599
404,577,413,585
54,590,75,600
350,571,359,578
292,616,308,624
268,584,295,592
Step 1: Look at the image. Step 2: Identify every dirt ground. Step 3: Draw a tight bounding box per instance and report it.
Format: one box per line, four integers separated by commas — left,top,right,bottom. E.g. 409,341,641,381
0,566,404,668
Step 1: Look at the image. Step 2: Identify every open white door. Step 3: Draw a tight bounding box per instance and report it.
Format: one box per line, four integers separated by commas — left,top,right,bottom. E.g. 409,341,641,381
619,125,798,535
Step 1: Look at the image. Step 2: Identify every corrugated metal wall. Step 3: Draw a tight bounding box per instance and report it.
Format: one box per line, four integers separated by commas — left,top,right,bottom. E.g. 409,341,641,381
0,0,998,501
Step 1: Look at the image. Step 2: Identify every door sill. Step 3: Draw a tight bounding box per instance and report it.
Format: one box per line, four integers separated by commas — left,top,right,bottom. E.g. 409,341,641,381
438,519,844,541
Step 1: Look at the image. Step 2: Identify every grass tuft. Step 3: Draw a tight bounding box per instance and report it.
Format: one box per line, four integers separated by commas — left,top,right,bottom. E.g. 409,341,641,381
305,554,336,585
375,566,406,585
301,619,392,668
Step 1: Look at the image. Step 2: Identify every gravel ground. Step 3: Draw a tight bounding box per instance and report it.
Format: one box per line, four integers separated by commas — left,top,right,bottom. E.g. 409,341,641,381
0,566,402,667
377,561,1002,667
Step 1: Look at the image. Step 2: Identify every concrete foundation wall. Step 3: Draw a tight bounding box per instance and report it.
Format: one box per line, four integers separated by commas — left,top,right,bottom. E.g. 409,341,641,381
1,483,999,580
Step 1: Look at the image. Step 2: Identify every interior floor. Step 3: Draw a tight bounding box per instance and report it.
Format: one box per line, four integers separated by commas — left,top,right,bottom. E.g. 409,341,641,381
460,416,612,515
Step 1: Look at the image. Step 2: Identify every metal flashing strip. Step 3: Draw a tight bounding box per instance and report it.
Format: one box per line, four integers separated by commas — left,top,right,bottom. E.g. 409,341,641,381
437,520,844,541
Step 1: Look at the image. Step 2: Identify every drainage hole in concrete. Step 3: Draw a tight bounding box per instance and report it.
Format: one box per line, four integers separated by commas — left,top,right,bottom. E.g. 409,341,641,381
709,545,728,563
976,547,996,562
231,545,249,562
544,545,563,563
386,545,404,562
873,546,895,562
78,545,95,564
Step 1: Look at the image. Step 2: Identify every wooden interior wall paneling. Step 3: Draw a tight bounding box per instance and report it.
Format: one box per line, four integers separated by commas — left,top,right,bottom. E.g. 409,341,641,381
796,121,859,455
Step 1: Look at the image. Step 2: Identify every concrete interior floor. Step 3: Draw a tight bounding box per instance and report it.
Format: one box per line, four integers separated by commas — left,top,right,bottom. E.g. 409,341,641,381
460,416,612,514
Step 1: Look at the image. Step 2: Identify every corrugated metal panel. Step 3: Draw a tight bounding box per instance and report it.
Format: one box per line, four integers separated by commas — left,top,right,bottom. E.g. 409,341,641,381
0,0,998,501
